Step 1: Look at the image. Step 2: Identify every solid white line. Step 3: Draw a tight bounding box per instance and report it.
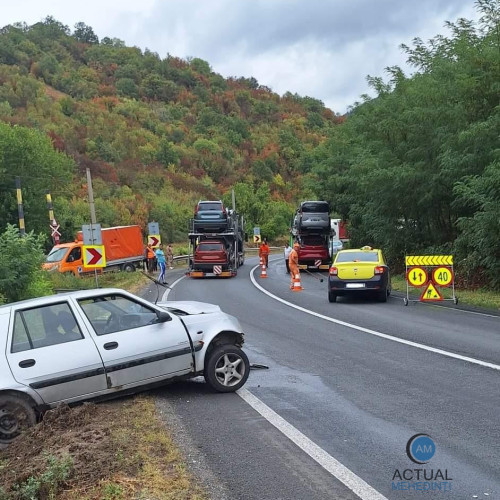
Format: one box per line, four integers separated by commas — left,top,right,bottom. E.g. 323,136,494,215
237,388,387,500
250,265,500,372
162,274,185,300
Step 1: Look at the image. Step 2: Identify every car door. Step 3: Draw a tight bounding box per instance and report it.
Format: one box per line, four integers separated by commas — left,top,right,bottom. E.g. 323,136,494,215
7,301,108,404
76,293,193,389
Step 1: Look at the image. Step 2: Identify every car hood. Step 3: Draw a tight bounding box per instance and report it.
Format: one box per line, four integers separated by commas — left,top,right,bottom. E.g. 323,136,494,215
157,301,221,315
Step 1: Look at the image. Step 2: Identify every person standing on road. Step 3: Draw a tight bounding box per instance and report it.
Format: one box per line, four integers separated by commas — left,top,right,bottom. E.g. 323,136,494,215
289,242,300,289
259,238,270,268
284,243,292,274
166,243,174,269
146,244,155,273
155,244,166,284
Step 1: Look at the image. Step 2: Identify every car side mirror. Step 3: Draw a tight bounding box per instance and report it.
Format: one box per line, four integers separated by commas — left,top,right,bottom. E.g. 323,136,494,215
156,310,172,323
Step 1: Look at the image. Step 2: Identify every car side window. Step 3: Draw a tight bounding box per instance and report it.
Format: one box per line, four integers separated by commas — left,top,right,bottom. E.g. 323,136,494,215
78,295,158,335
67,247,81,262
11,303,83,353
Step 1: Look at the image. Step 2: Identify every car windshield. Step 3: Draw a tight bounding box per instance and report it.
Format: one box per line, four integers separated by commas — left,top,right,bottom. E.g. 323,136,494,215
336,251,379,263
46,247,69,263
198,202,223,211
301,202,329,213
198,243,224,251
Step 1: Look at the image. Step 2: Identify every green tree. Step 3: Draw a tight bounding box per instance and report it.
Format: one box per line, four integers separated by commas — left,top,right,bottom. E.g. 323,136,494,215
73,22,99,44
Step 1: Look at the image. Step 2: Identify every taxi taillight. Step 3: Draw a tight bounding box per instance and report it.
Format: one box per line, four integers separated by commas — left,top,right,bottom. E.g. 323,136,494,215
374,266,385,275
329,266,338,276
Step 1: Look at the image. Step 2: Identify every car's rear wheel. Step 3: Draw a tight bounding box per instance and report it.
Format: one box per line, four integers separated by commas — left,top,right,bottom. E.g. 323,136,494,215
204,345,250,393
0,395,36,445
328,290,337,303
377,289,388,302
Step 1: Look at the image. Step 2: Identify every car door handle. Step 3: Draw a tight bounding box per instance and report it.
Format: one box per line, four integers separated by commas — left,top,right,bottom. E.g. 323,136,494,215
103,342,119,350
19,359,36,368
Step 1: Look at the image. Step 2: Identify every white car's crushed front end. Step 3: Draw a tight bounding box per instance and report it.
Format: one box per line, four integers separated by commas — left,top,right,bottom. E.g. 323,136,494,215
157,301,245,372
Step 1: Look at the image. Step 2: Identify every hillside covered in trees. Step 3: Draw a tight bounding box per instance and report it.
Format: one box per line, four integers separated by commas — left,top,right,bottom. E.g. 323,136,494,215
0,0,499,289
0,16,339,244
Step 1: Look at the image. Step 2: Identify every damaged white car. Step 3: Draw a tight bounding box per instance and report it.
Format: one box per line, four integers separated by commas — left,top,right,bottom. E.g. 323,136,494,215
0,288,249,444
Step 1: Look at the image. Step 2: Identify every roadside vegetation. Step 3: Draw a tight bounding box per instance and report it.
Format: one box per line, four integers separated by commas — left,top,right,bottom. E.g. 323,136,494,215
0,396,207,500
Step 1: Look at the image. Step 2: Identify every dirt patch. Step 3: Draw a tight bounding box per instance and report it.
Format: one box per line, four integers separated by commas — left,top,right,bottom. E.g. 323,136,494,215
0,396,207,499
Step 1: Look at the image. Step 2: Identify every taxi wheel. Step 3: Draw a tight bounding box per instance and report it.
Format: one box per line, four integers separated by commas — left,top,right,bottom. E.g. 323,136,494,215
377,289,388,302
328,291,337,303
0,395,36,445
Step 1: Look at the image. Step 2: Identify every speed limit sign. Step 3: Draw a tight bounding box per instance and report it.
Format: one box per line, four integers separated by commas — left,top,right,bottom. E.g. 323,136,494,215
432,267,454,287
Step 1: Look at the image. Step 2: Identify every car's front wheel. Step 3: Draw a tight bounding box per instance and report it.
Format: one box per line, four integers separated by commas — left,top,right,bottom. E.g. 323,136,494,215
0,394,36,445
204,344,250,392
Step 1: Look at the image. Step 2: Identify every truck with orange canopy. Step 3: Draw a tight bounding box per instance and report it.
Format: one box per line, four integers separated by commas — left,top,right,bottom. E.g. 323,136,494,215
43,225,145,276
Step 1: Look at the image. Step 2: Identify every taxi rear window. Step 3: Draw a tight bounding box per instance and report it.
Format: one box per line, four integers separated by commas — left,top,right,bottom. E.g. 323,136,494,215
336,251,378,263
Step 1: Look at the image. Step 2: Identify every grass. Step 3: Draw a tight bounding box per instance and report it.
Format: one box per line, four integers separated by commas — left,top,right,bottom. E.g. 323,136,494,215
48,269,151,295
391,275,500,311
70,397,207,500
0,397,207,500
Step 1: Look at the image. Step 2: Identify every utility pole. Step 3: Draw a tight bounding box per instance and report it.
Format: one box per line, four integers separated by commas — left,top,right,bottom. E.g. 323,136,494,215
86,168,97,225
86,168,99,288
15,176,25,237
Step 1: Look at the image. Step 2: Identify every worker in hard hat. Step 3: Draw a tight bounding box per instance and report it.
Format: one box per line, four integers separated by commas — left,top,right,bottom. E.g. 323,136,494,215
289,242,300,289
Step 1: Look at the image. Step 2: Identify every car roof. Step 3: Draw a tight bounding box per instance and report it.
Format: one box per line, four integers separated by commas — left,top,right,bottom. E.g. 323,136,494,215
338,247,380,253
0,288,134,311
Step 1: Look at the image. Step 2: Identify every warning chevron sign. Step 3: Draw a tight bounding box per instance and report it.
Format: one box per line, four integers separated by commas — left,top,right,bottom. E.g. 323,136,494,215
420,281,443,301
83,245,106,268
405,255,453,266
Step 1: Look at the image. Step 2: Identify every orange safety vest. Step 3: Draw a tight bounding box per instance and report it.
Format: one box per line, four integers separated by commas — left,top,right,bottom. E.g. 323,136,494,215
259,243,270,256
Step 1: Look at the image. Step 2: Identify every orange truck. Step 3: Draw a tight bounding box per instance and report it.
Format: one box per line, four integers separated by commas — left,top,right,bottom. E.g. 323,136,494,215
43,225,145,276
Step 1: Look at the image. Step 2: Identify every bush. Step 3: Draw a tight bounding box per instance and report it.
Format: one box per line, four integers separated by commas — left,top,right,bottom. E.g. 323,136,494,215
0,224,52,303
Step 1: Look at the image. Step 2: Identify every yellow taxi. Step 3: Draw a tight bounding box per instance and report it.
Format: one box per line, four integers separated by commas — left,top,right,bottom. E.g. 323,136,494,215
327,246,391,303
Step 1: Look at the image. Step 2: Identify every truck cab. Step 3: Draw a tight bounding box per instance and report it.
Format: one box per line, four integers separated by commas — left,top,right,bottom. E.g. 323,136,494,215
43,242,87,276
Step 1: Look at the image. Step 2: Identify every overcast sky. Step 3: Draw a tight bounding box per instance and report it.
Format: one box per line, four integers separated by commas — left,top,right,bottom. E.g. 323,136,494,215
3,0,479,113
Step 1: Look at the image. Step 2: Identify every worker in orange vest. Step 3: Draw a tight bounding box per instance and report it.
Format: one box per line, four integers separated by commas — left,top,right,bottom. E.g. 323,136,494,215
146,244,156,273
289,242,300,289
259,238,270,268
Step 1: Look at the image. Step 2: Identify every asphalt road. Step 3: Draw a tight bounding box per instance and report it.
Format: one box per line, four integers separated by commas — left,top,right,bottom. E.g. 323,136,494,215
145,257,500,500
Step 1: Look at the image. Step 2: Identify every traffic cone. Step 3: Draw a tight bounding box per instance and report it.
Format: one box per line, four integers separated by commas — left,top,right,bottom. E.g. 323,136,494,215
260,262,268,278
292,273,302,291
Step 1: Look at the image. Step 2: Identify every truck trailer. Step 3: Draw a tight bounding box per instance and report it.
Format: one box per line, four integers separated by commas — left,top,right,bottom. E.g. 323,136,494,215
187,211,245,278
43,225,145,276
291,201,333,270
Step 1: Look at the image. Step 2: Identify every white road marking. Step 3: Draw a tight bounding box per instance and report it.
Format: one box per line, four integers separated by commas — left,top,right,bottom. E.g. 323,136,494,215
238,388,388,500
162,275,185,300
250,264,500,372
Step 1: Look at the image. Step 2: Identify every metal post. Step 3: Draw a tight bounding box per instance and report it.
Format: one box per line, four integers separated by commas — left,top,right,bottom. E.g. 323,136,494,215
15,177,25,236
86,168,99,288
